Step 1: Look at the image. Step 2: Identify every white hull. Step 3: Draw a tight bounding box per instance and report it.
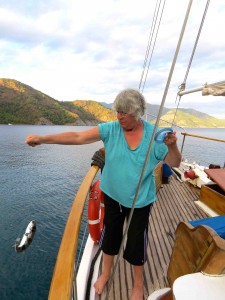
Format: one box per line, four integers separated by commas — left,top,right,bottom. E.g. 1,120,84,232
77,236,102,300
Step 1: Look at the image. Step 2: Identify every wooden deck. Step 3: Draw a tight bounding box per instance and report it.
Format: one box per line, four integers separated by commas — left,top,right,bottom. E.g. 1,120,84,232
96,174,208,300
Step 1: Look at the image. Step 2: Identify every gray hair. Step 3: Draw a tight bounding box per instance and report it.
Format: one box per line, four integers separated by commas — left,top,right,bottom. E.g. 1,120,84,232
113,89,146,120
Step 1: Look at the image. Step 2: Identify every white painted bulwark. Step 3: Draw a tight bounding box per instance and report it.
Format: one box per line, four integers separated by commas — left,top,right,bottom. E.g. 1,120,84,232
77,235,102,300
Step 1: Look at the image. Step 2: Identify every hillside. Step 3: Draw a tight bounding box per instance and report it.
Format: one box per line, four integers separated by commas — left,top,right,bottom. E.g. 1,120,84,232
156,109,225,128
0,78,224,127
0,79,116,125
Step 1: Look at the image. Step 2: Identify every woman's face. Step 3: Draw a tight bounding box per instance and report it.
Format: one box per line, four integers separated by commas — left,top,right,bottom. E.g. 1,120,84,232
117,111,138,131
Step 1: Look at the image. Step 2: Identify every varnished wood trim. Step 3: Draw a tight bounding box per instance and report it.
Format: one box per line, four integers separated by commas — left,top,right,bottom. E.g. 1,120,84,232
200,184,225,215
181,132,225,143
48,165,99,300
167,222,225,287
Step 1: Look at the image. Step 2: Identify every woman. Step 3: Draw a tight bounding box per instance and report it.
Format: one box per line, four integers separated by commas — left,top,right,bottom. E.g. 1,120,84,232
26,88,181,300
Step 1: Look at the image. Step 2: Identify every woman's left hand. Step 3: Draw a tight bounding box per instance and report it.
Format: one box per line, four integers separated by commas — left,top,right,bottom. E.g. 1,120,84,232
164,132,177,146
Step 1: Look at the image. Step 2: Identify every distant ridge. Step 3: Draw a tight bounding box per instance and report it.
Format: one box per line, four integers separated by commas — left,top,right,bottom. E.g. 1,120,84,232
100,102,225,128
0,78,224,127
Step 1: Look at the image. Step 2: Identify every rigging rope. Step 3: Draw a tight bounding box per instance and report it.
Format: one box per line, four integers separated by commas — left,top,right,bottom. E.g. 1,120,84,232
105,1,194,299
141,0,166,94
181,0,210,89
173,0,211,125
139,0,166,92
139,0,159,89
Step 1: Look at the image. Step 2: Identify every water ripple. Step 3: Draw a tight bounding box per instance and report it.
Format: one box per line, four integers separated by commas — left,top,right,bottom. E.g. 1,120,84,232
0,125,102,300
0,125,224,300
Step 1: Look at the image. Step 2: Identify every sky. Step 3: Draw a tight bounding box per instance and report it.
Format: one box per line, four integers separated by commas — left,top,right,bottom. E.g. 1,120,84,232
1,0,225,119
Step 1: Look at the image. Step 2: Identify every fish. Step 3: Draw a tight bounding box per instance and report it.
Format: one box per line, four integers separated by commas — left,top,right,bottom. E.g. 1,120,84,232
15,220,36,253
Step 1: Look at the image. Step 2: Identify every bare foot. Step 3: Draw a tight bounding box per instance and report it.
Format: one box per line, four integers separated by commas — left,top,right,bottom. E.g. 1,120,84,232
131,286,144,300
94,273,110,295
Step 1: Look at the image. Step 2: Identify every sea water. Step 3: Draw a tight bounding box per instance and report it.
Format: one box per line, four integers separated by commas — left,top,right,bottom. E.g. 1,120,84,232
0,125,102,300
0,125,224,300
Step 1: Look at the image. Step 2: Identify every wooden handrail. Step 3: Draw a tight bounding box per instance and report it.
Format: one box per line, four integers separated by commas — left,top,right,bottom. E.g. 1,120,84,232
48,165,99,300
181,132,225,143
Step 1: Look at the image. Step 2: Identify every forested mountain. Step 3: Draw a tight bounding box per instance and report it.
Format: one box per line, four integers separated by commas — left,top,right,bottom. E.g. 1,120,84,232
0,79,116,125
0,78,224,128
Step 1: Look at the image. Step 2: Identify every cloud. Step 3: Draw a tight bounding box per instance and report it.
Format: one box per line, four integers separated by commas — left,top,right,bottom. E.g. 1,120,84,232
0,0,225,118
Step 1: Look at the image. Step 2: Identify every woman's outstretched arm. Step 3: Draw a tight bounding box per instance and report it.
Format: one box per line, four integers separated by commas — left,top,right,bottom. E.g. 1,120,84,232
26,127,101,147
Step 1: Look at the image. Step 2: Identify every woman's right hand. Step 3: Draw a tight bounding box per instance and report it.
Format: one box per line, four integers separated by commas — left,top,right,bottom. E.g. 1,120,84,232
26,135,42,147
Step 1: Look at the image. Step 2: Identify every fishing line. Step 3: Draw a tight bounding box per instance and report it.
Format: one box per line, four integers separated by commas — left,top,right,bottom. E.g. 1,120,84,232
105,1,194,298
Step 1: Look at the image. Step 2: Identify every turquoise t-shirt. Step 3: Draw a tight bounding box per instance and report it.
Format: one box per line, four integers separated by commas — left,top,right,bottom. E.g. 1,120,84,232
98,120,168,208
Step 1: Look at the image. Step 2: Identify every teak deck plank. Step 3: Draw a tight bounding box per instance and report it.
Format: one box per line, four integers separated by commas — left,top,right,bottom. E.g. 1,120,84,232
96,175,208,300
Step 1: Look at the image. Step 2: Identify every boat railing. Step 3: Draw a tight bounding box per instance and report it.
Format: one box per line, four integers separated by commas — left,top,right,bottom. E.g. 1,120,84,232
48,165,100,300
180,132,225,161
